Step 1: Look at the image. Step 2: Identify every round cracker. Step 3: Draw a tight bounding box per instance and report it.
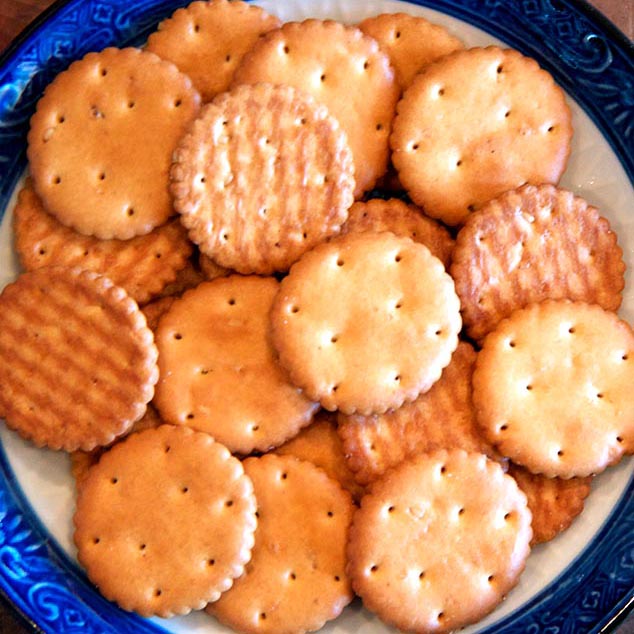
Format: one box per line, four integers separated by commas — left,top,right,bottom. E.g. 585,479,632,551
0,266,158,451
337,341,498,486
450,183,625,342
341,197,454,268
358,12,464,90
507,462,592,545
27,47,201,239
13,179,193,304
232,19,399,196
473,300,634,478
153,275,318,454
74,425,257,617
347,450,532,633
270,231,461,415
391,46,572,225
146,0,281,101
171,82,355,274
207,454,354,634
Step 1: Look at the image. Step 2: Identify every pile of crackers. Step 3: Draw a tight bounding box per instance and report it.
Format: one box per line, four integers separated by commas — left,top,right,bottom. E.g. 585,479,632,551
1,1,633,633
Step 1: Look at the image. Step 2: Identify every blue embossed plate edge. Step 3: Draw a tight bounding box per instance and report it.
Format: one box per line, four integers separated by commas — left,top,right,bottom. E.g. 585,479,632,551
0,0,633,633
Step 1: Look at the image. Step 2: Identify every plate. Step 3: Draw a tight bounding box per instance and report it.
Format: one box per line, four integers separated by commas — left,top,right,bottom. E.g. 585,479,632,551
1,0,634,633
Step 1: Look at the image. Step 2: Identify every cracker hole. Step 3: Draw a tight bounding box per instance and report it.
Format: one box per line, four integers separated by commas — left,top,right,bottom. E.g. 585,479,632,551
505,110,511,118
497,64,503,73
617,436,624,443
110,477,118,484
370,565,379,573
259,207,267,217
320,73,326,82
182,486,189,493
260,613,267,621
199,176,206,184
140,543,146,551
226,500,234,507
174,333,183,340
395,30,401,38
499,424,508,432
53,176,62,185
99,172,106,181
488,574,495,583
458,507,465,516
327,511,334,517
337,258,344,267
101,68,108,77
440,465,447,475
165,445,171,453
291,306,300,314
419,571,426,580
222,232,230,241
127,207,135,217
468,204,476,212
456,159,462,167
388,505,395,513
376,123,383,131
283,45,290,54
334,575,341,582
508,340,516,348
155,589,162,597
394,374,401,383
228,298,236,305
289,571,297,580
93,537,100,545
38,248,46,256
194,24,200,32
303,232,308,239
200,368,210,375
174,98,182,108
363,60,369,70
437,612,445,621
275,242,281,248
504,512,512,520
558,449,564,457
281,472,288,480
58,115,65,123
597,392,604,399
547,125,555,132
251,424,260,432
622,354,629,361
225,54,232,63
411,143,419,151
155,252,162,259
208,558,215,566
568,326,576,334
525,384,533,391
186,413,194,420
394,253,402,263
128,101,135,109
331,335,339,343
435,329,442,336
331,385,339,393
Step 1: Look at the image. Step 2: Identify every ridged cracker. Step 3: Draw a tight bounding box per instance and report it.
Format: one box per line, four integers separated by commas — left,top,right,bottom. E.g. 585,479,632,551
507,462,592,545
270,231,461,415
473,300,634,478
0,267,158,451
74,425,257,617
391,46,572,225
13,179,193,304
337,341,498,486
27,47,200,239
207,454,354,634
274,411,365,500
146,0,280,101
232,19,399,196
347,450,532,633
451,183,625,341
171,83,355,274
153,275,319,453
358,12,464,90
341,197,454,268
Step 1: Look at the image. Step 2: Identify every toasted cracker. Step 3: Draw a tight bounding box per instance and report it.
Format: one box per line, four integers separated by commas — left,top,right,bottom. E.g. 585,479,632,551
232,19,399,196
391,46,572,225
207,454,354,633
171,82,354,274
0,267,158,451
274,411,365,500
338,341,498,486
473,300,634,478
450,183,625,342
154,275,318,454
146,0,280,101
13,179,193,304
341,198,454,268
507,462,592,545
199,252,231,280
74,425,257,617
347,450,532,633
358,12,464,90
270,231,461,415
27,47,200,239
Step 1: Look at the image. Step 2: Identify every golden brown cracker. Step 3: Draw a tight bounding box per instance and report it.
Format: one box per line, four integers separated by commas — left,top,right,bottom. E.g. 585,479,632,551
13,179,193,304
232,19,399,196
507,462,592,545
199,251,231,280
74,425,257,617
337,341,497,486
450,183,625,342
171,82,354,274
341,197,454,268
27,47,200,239
347,450,532,633
154,275,318,454
358,12,464,90
270,231,461,415
146,0,280,101
0,266,158,451
207,454,354,633
391,46,572,225
274,411,364,500
473,300,634,478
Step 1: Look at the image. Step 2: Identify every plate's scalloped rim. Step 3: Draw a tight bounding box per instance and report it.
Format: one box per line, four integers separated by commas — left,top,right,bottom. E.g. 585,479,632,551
1,1,634,633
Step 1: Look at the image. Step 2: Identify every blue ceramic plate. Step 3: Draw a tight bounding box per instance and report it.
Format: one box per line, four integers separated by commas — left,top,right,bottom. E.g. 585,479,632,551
1,1,634,633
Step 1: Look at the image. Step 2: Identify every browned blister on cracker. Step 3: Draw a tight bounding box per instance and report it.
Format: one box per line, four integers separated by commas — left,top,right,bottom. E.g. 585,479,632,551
451,184,625,342
146,0,281,101
207,454,354,634
270,231,461,415
27,47,200,239
154,275,319,454
232,19,399,196
74,425,257,617
391,46,572,225
347,450,532,633
0,266,158,451
13,180,193,304
473,300,634,478
172,82,354,274
338,341,498,486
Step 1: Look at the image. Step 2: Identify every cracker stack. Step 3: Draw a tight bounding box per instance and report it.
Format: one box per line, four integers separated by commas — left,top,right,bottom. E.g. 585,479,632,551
2,2,632,633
